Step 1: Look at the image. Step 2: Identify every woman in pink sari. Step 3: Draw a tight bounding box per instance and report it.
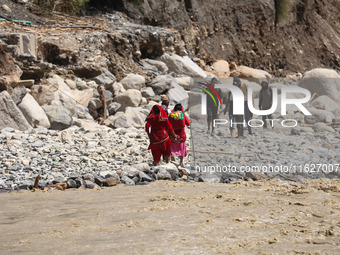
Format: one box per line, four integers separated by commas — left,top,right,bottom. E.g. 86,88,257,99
169,103,190,166
145,105,178,166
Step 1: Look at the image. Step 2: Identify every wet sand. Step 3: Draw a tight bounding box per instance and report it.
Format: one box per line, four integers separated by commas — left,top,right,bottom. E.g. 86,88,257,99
0,179,339,254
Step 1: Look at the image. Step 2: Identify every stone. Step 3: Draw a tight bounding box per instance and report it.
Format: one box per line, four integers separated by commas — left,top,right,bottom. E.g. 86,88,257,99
120,176,135,186
75,79,89,90
94,175,106,186
105,177,118,187
198,173,221,183
160,53,207,78
166,82,189,110
0,91,32,131
2,5,11,13
305,108,335,124
299,68,340,102
212,60,230,76
72,63,102,79
120,73,145,90
75,104,94,120
300,127,314,133
30,85,55,106
60,130,73,143
92,68,116,89
114,89,142,112
311,95,340,112
230,65,272,79
312,122,335,132
141,87,155,98
290,128,300,135
175,76,193,90
48,75,76,115
11,85,27,105
139,171,154,182
72,89,94,107
42,105,73,130
106,82,125,96
16,80,34,88
18,93,50,128
157,169,171,180
65,79,76,89
105,107,148,128
83,180,98,189
132,163,150,172
149,75,174,95
245,171,267,181
141,59,169,74
108,102,121,115
66,179,78,189
83,174,95,183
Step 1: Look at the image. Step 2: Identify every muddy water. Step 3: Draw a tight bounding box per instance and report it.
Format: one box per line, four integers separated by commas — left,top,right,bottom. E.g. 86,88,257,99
0,179,339,254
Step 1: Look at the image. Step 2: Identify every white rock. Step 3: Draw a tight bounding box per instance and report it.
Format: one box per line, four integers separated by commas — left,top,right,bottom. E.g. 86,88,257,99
230,65,272,79
311,95,340,112
299,68,340,102
304,108,335,124
160,53,207,78
141,59,169,74
312,122,335,132
212,60,230,75
166,82,189,110
120,73,145,90
114,89,142,112
2,5,11,13
72,89,94,107
175,76,193,90
18,93,50,128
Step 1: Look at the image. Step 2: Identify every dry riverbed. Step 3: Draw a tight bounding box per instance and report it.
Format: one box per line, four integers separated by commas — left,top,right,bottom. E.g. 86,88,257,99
0,179,339,254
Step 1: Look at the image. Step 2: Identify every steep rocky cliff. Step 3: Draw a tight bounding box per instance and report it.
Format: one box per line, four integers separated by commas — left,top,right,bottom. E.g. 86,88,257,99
90,0,340,75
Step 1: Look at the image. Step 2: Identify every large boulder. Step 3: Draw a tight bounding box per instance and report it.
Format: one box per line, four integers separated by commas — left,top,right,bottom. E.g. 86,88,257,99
92,68,116,89
311,95,340,112
48,75,76,115
141,87,155,98
230,65,272,79
75,104,94,120
212,60,230,77
18,93,50,128
72,89,94,107
141,59,169,74
31,85,55,106
175,76,193,90
114,89,142,112
11,85,27,105
104,107,149,128
304,107,335,124
149,75,174,95
166,82,189,110
160,53,207,78
0,91,32,131
120,73,145,90
299,68,340,102
42,105,73,130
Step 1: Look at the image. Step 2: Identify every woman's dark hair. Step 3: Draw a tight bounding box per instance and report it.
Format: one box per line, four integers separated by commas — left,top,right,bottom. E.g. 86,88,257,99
152,105,160,115
174,103,182,111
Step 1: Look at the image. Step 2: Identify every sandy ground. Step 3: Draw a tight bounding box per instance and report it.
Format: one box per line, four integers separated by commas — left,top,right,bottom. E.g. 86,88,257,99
0,179,339,254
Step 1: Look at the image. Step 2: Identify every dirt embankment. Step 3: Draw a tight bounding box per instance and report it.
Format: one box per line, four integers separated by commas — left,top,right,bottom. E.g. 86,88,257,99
103,0,340,75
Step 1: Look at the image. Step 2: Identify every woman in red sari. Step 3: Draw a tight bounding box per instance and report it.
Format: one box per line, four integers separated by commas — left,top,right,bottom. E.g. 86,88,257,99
169,103,190,166
145,105,178,166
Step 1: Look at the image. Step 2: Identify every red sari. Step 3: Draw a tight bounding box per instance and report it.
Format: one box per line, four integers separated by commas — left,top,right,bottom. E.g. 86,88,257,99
145,105,174,162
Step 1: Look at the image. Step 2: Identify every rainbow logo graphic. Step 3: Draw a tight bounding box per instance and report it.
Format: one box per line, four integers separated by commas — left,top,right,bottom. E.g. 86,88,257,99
196,82,222,107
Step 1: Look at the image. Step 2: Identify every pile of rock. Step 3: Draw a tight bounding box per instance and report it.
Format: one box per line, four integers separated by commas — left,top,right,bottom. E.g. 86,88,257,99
0,124,193,191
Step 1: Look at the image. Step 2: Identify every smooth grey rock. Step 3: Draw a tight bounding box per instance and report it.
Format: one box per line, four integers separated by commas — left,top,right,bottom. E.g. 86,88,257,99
149,75,173,94
120,176,135,186
157,169,171,180
108,102,121,116
92,68,116,89
0,91,32,131
42,105,73,130
18,93,50,128
120,73,145,90
114,89,142,112
11,86,27,105
198,173,220,183
141,87,155,98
